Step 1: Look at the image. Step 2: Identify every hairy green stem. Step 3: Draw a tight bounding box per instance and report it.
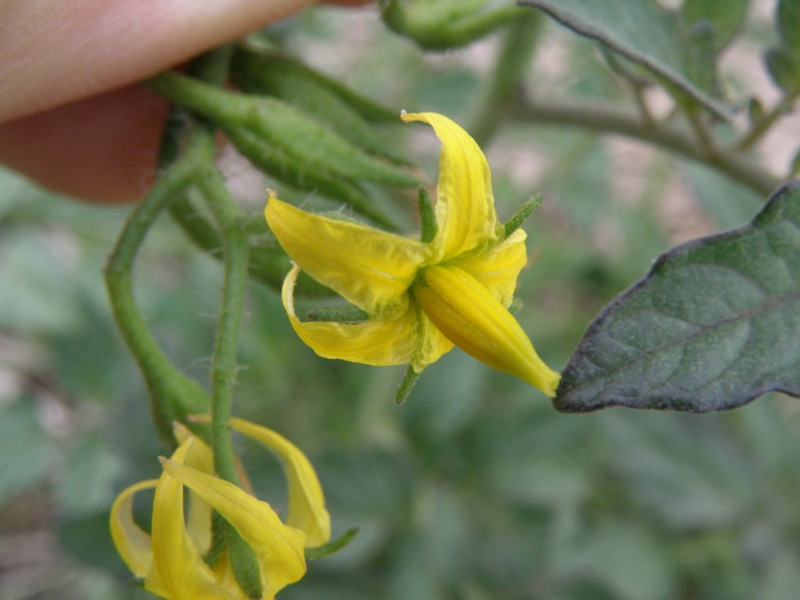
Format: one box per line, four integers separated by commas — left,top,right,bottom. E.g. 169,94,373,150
510,97,782,198
198,169,250,485
104,133,214,448
197,160,262,599
183,48,263,597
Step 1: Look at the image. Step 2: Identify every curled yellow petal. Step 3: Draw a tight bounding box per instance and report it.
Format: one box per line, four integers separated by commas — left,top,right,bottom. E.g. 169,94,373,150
160,457,307,600
266,196,424,319
151,439,241,600
450,228,528,308
174,424,214,556
282,263,418,366
413,265,560,396
401,112,501,263
110,479,158,579
229,417,330,548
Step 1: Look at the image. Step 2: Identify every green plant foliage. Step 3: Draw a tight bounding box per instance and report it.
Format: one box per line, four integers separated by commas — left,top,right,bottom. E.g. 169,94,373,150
231,49,408,164
556,183,800,412
518,0,732,117
6,3,800,599
382,0,520,50
0,399,55,506
765,0,800,92
681,0,750,51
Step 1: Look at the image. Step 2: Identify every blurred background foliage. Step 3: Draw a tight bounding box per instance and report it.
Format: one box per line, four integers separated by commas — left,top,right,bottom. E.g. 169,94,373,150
2,2,800,599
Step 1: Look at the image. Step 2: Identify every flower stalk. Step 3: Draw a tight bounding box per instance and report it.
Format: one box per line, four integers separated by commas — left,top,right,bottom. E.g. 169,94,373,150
104,132,214,448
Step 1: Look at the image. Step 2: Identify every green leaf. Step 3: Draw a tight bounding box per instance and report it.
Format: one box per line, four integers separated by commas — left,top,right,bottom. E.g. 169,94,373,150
555,183,800,412
681,0,750,51
56,436,123,517
603,412,756,527
0,399,55,505
777,0,800,51
556,519,675,600
765,46,800,93
518,0,733,118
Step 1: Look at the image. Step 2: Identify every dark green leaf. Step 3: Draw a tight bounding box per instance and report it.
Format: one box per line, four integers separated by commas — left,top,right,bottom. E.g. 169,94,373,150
765,46,800,93
555,183,800,412
681,0,750,51
777,0,800,51
518,0,733,118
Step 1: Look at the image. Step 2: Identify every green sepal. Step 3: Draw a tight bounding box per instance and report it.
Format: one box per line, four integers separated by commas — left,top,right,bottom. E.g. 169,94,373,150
238,39,397,123
222,122,397,230
396,365,422,405
150,73,419,188
227,525,262,599
305,527,359,560
305,305,369,323
417,186,438,243
503,193,542,238
231,49,410,164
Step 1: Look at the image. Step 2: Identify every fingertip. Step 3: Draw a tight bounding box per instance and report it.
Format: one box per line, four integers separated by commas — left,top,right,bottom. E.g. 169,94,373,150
0,85,168,204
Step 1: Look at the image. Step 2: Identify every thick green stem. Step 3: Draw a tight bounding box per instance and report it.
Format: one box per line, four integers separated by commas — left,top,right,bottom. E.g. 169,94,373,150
197,167,249,482
104,133,215,448
198,161,261,599
511,97,783,198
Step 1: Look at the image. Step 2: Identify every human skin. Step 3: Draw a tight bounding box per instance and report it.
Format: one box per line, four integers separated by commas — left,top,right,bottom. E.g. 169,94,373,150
0,0,371,203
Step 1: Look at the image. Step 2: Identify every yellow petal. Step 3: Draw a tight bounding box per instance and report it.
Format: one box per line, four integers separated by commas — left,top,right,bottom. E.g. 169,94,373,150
266,197,424,318
109,479,158,579
401,112,501,263
151,439,244,600
282,263,418,366
413,265,560,396
160,458,307,600
229,417,330,548
450,229,528,307
175,424,215,556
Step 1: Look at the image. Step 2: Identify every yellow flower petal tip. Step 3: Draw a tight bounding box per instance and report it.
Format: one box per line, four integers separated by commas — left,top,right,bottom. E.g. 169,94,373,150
110,418,330,600
265,111,559,395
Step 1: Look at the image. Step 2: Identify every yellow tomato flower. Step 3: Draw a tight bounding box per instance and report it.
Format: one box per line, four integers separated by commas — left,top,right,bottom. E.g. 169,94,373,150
110,420,330,600
265,112,560,396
